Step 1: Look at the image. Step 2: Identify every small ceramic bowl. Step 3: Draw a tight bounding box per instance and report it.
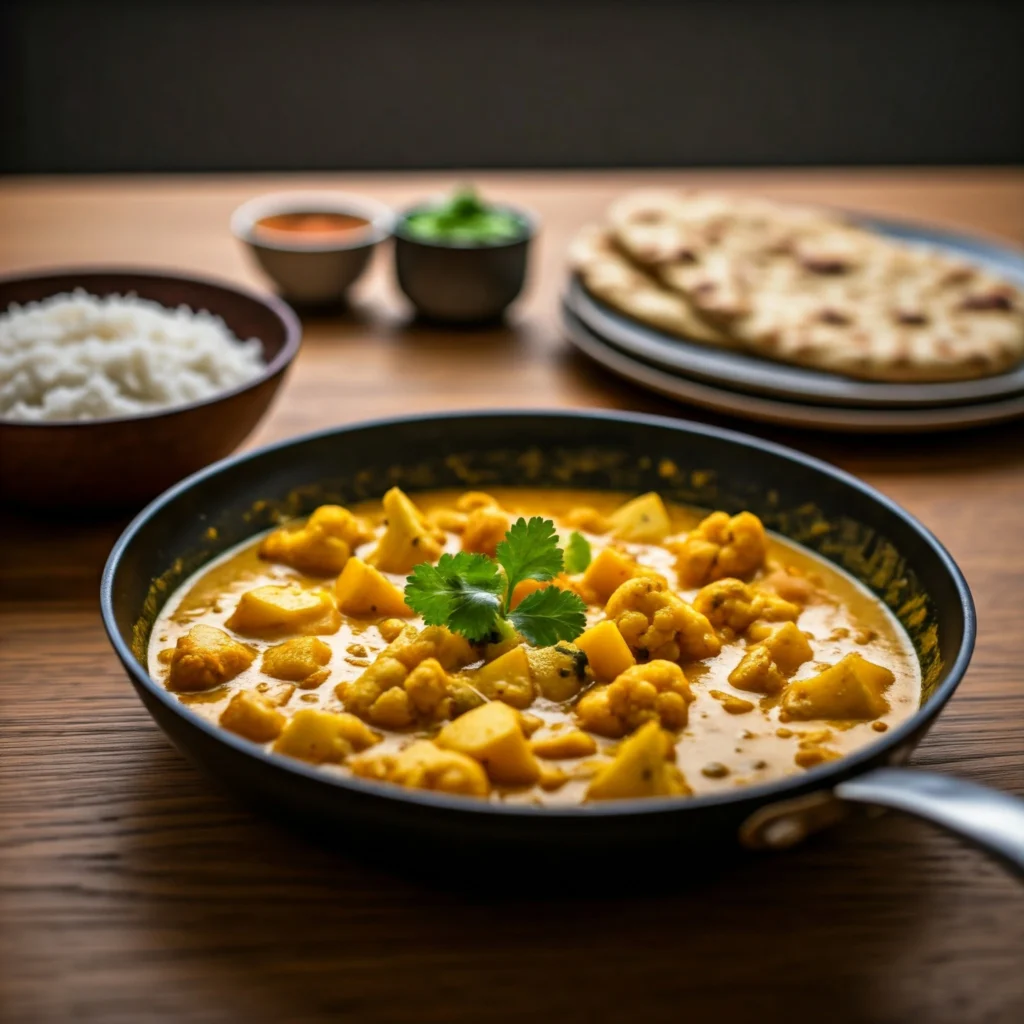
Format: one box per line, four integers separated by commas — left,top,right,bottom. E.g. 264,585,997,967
0,268,301,511
232,191,394,305
394,203,536,323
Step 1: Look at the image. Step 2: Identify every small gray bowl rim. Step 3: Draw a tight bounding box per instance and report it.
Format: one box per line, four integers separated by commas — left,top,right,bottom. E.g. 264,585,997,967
0,265,301,429
231,190,395,253
394,199,538,250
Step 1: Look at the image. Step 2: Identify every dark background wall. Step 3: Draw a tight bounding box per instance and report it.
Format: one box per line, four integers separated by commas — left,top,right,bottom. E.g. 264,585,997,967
1,0,1022,174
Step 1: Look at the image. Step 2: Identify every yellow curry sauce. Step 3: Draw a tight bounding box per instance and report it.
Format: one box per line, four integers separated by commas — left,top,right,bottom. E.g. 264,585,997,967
148,488,920,805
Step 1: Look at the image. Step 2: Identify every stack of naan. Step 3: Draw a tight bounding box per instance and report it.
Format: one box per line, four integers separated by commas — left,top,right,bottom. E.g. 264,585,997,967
569,191,1024,382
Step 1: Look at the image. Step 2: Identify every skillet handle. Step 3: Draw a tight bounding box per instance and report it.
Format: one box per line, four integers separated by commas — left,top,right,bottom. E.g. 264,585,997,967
835,767,1024,880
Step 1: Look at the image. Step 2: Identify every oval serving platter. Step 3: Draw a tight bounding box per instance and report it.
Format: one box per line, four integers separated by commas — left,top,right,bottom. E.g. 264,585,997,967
566,215,1024,411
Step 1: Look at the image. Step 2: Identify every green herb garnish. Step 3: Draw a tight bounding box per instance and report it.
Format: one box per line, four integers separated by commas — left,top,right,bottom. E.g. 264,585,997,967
563,531,592,574
404,516,587,645
404,186,524,245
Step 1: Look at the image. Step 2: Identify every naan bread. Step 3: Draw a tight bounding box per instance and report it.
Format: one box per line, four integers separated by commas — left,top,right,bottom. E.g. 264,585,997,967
568,224,733,348
604,190,1024,382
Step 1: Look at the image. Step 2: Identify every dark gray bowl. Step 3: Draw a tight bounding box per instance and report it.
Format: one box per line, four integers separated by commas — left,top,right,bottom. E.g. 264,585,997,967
394,204,535,323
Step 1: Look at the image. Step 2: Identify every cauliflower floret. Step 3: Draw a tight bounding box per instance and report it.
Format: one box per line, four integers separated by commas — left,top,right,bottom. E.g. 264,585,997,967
692,578,799,635
673,511,768,587
575,660,694,737
728,646,786,695
461,504,510,557
758,565,819,606
562,506,610,534
335,626,475,725
167,625,255,692
605,576,721,662
259,505,373,576
351,740,490,797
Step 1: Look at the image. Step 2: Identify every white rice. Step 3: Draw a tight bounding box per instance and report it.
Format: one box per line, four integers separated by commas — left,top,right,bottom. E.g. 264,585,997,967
0,290,267,422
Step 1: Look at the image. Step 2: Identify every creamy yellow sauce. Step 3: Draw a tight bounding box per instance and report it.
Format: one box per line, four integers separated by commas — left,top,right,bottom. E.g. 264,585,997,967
148,489,920,805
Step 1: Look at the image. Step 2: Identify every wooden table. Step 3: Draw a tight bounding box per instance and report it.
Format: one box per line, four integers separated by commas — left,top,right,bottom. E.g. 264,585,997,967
2,170,1023,1024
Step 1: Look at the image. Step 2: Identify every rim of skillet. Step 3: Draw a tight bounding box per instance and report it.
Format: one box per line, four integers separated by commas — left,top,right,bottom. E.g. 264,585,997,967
100,408,977,820
0,266,302,428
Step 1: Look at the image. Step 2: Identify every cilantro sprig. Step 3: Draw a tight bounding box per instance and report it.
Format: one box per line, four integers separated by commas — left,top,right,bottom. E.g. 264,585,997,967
563,530,592,574
404,516,587,646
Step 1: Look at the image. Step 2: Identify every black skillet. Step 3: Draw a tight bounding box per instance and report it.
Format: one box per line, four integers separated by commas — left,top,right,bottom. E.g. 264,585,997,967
100,411,1024,877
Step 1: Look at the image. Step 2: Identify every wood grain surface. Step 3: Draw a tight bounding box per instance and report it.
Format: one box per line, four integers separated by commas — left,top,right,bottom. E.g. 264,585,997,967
1,170,1023,1024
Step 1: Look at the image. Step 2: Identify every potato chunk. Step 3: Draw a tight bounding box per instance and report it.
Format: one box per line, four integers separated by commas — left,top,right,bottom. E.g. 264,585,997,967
674,511,767,587
225,584,341,637
586,721,690,801
728,646,786,696
581,547,640,603
219,690,286,742
368,487,445,574
574,620,636,682
351,740,489,797
461,504,510,557
459,645,535,709
259,504,373,576
606,576,720,662
273,709,380,764
576,660,694,737
526,643,589,702
530,729,598,760
781,653,894,721
261,637,332,689
436,701,541,786
608,492,672,543
335,557,413,618
758,621,814,675
167,624,255,692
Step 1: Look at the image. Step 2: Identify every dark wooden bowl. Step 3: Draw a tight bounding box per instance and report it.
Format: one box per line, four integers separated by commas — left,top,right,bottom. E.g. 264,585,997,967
0,268,301,511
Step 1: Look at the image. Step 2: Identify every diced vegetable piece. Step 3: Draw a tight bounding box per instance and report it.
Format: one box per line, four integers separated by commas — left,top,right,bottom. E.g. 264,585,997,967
509,578,548,609
351,740,490,797
461,504,510,557
708,689,755,714
335,557,413,618
781,653,894,721
581,547,638,602
585,721,689,801
368,487,444,574
258,505,372,576
273,709,379,764
527,643,588,702
436,701,540,785
608,492,672,543
674,510,767,587
574,620,636,682
461,644,535,708
728,646,786,695
167,624,255,692
530,729,598,760
576,659,694,737
261,636,332,688
225,584,341,637
219,690,286,742
758,621,813,675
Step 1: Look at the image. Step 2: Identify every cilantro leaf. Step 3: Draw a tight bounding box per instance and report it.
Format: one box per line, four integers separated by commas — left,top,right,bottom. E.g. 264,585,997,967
508,586,587,646
495,517,563,608
404,552,504,642
563,531,592,574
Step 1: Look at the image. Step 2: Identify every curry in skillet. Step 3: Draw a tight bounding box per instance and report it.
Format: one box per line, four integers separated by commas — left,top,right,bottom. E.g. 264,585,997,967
149,488,920,804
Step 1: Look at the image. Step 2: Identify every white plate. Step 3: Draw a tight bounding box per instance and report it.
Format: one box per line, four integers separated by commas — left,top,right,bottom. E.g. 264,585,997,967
563,304,1024,433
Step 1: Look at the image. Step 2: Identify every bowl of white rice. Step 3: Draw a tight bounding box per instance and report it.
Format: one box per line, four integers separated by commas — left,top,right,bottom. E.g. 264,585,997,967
0,268,301,509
